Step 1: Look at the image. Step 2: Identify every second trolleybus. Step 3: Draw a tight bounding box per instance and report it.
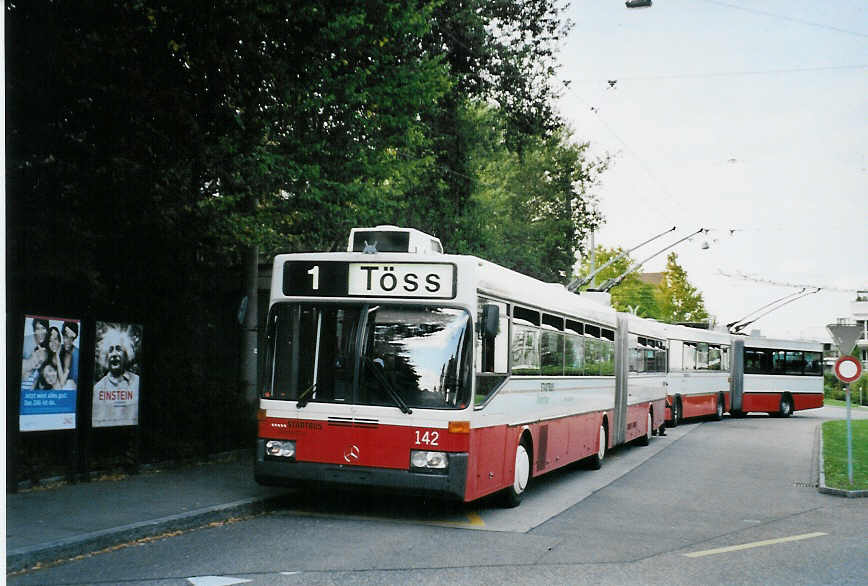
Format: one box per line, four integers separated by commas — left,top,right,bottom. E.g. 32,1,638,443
729,335,824,417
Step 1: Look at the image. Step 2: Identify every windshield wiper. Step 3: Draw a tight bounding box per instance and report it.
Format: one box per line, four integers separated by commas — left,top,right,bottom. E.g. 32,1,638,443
364,357,412,414
296,383,317,408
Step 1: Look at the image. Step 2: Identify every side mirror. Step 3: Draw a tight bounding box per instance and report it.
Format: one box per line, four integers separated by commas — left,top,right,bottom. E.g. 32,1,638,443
482,304,500,338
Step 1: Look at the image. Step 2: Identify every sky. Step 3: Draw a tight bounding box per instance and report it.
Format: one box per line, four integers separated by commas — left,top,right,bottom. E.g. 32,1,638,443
557,0,867,342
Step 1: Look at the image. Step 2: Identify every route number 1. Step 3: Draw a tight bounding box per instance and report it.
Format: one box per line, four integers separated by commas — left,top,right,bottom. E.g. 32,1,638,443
307,265,320,290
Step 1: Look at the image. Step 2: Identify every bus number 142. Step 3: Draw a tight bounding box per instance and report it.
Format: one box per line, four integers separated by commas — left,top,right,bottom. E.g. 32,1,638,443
415,430,439,446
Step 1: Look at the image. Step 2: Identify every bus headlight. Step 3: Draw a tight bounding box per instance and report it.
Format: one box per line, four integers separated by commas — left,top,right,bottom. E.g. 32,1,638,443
410,450,448,470
266,440,296,459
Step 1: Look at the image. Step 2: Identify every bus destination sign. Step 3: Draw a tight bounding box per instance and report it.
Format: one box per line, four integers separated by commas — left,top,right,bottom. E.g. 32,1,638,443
283,261,456,299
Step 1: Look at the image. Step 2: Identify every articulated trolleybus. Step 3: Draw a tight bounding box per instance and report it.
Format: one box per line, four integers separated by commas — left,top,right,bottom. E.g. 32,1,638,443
256,226,666,506
663,324,732,425
730,335,824,417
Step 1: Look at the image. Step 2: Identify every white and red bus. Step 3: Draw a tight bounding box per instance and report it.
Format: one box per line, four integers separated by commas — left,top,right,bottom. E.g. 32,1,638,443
663,324,732,425
255,226,666,506
729,335,824,417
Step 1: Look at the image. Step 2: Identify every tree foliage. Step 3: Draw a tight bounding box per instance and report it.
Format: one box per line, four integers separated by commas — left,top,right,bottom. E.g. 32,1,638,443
6,0,607,474
657,253,710,323
576,247,659,316
471,116,607,281
575,248,709,322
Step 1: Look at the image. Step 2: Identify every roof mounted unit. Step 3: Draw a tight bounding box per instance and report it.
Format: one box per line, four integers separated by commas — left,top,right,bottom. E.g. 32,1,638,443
348,225,444,255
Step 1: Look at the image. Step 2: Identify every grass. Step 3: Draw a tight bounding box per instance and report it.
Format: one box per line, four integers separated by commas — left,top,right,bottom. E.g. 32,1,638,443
822,419,868,490
824,398,868,409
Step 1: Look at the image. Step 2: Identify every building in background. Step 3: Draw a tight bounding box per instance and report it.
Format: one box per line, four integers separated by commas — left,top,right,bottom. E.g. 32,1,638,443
852,290,868,367
823,290,868,371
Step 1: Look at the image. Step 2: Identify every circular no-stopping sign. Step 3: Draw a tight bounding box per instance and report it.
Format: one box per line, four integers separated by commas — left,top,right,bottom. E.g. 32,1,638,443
834,355,863,384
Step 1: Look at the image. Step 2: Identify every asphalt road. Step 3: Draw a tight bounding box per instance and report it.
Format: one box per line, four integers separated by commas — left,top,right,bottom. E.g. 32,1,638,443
9,406,868,585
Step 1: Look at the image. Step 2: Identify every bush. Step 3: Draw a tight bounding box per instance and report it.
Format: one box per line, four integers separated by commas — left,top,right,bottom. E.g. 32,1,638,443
825,373,868,406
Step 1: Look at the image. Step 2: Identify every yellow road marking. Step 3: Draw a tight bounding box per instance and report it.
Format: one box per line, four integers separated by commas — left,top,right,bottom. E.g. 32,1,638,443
431,511,486,528
684,532,828,558
281,508,485,529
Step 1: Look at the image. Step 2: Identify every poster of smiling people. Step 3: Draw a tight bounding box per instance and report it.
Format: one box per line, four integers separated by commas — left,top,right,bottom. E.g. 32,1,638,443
19,315,81,431
92,321,143,428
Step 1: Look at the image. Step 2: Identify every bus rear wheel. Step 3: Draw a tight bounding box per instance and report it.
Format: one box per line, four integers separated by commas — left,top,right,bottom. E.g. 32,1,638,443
502,440,530,508
588,423,607,470
637,411,652,446
778,395,793,418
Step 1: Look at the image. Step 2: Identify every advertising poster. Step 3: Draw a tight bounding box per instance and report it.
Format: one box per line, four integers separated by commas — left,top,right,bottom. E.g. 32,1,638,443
92,321,143,428
19,315,81,432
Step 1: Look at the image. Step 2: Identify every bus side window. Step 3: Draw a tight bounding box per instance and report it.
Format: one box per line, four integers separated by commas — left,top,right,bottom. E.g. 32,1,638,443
475,299,509,405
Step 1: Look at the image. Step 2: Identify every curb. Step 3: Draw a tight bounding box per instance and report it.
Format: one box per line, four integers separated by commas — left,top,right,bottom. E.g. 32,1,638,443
817,425,868,499
6,494,285,573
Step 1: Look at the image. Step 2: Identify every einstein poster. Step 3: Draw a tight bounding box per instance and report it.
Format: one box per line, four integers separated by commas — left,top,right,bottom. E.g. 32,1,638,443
92,322,143,428
19,315,81,431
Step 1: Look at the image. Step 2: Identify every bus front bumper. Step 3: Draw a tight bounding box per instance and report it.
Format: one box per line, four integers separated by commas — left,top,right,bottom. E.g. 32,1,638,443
254,439,468,500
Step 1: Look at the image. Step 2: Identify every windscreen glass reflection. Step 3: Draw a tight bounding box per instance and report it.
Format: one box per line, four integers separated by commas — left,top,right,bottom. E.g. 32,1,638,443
262,304,471,410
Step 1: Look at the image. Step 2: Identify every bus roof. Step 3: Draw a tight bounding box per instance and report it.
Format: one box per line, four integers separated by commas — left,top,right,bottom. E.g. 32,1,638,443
739,334,823,352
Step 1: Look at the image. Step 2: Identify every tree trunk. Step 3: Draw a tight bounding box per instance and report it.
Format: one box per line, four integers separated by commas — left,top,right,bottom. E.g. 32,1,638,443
240,243,259,405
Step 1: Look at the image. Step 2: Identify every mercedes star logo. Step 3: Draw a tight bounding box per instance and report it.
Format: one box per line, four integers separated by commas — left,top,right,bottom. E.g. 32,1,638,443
344,444,360,463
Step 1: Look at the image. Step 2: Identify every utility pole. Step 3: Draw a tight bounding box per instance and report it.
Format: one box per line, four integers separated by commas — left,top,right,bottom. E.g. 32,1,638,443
827,321,863,486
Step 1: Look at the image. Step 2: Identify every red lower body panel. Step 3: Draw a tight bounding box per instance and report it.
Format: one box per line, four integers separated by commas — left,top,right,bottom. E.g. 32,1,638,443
666,393,728,422
465,410,605,502
259,400,666,503
741,393,824,413
742,393,780,413
793,393,824,411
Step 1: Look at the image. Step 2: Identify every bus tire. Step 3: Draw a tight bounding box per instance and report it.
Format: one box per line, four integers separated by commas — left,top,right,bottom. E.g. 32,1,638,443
588,423,607,470
778,395,793,418
502,439,531,508
669,397,680,428
714,395,724,421
637,411,652,446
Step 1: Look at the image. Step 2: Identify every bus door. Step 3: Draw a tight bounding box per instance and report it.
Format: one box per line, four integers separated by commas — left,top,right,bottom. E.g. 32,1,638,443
612,315,630,446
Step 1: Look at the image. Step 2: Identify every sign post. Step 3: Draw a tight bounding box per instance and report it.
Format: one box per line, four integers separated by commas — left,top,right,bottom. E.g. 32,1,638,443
827,322,863,486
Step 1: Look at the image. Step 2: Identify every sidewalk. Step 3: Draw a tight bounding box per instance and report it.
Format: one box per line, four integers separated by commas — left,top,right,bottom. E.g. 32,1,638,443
6,449,288,573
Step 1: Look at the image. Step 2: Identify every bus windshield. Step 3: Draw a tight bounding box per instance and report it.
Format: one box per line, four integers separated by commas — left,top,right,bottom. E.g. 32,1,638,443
262,303,472,410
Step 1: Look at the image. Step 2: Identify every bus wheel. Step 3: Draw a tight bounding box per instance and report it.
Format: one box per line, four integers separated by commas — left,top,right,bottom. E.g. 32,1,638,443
637,411,652,446
502,440,530,508
589,424,607,470
778,395,793,418
714,395,724,421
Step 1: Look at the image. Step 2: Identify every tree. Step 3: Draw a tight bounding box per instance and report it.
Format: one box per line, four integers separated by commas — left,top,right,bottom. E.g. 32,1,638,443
574,248,710,322
396,0,574,253
575,247,660,317
656,253,709,323
5,0,453,458
470,119,606,282
5,0,602,474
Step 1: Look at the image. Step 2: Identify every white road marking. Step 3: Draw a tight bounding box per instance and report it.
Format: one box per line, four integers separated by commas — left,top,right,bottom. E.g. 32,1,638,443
187,577,252,585
684,532,828,558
